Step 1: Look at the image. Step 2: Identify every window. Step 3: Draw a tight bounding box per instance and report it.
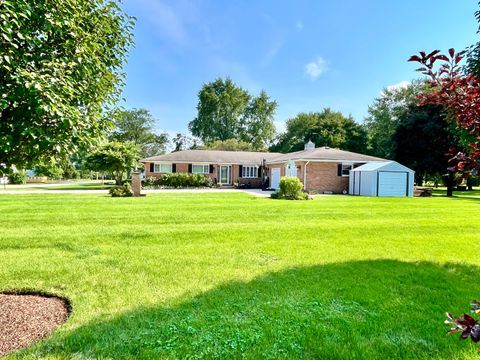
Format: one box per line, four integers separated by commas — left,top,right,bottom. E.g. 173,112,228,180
341,164,353,176
154,163,172,173
242,166,258,178
192,164,209,174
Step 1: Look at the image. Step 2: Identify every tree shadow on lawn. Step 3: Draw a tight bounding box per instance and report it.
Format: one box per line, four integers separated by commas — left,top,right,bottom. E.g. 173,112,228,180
35,260,479,359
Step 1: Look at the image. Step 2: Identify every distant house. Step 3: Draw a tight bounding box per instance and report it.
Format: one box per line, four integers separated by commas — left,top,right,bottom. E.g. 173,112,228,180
141,142,414,196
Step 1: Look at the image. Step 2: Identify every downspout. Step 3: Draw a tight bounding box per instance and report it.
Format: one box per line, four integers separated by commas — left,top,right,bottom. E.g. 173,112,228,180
303,161,310,190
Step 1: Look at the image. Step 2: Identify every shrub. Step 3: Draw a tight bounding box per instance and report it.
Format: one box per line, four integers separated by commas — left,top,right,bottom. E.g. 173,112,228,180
8,170,26,184
142,173,214,189
271,177,310,200
109,183,133,197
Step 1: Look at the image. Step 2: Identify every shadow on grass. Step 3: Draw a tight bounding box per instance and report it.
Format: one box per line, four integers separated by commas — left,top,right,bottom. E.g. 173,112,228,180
35,260,479,359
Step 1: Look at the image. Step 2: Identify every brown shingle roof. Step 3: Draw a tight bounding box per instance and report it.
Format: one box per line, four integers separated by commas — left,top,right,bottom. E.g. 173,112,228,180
140,150,281,165
266,147,386,163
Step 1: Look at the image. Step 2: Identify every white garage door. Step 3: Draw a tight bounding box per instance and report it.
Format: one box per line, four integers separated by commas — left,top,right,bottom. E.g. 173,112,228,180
271,168,281,189
378,172,407,197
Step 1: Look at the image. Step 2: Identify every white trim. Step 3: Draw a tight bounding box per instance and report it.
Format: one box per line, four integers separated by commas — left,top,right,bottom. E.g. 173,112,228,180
191,163,210,174
266,159,384,165
303,161,310,190
154,163,172,173
242,165,258,178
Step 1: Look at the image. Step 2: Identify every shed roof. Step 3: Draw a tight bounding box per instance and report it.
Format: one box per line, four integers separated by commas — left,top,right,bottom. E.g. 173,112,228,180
351,161,414,173
141,150,280,165
266,147,386,163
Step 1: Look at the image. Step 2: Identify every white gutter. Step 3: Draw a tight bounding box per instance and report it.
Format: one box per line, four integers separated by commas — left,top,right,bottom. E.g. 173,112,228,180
304,161,310,190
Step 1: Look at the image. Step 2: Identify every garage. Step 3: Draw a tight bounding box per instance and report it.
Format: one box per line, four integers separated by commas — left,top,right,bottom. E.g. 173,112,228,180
349,161,414,197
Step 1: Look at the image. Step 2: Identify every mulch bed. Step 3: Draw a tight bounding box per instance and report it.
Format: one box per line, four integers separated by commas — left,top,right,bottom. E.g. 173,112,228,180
0,291,70,357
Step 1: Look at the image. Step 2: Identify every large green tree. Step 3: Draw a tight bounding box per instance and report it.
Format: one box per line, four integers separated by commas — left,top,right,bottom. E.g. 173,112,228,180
0,0,134,172
393,104,456,185
363,84,425,159
271,109,367,153
109,108,169,158
189,78,277,150
85,142,138,185
201,139,255,151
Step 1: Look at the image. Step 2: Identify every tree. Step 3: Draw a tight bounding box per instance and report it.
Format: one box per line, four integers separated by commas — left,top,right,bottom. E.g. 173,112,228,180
201,139,255,151
172,133,199,152
465,2,480,76
363,83,426,159
0,1,135,173
393,104,456,185
271,109,367,153
409,49,480,196
241,90,277,150
34,155,79,179
85,142,139,185
110,108,169,158
189,78,277,150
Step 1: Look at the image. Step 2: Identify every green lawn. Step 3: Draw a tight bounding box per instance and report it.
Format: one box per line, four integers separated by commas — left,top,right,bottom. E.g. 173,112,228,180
1,182,115,191
1,192,480,359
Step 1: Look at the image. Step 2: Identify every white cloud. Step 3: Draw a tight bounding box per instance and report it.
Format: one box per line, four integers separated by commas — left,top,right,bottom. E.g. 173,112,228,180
305,57,328,80
386,80,410,92
296,21,304,31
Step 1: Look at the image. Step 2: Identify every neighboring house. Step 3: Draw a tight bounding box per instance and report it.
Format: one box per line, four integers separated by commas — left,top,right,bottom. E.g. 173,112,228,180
141,142,414,196
141,150,281,188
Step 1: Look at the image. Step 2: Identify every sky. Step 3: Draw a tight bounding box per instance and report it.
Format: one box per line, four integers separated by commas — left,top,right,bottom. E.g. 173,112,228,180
121,0,478,137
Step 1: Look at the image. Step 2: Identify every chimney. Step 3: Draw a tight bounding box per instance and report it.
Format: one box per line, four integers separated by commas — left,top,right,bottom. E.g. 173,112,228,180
304,140,315,150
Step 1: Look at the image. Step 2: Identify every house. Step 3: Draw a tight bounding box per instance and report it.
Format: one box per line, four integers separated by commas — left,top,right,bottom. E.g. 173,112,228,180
141,142,414,196
141,150,281,188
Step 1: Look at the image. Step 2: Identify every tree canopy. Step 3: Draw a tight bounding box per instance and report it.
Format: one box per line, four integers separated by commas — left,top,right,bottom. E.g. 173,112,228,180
271,109,367,153
201,139,255,151
109,108,169,158
0,0,135,172
393,104,455,185
363,83,426,159
189,78,277,150
85,142,139,185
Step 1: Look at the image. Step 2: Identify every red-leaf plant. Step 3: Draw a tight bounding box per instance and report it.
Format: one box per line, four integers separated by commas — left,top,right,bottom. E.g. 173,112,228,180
445,301,480,342
409,49,480,194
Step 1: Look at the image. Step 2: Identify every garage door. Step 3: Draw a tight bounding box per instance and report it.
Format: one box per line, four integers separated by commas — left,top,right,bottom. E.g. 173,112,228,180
271,168,281,189
378,172,407,197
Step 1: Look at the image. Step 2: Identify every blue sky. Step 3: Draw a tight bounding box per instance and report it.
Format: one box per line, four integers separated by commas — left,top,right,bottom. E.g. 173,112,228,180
121,0,478,137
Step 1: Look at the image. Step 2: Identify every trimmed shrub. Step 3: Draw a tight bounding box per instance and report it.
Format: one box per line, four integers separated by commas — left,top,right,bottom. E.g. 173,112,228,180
109,183,133,197
142,173,214,189
272,177,310,200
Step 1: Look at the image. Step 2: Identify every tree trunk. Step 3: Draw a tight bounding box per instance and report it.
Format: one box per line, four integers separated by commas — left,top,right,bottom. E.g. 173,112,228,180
467,177,473,191
443,173,454,197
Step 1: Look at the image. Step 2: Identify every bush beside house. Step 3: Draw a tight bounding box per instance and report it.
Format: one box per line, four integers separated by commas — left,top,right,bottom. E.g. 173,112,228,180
143,173,214,189
271,177,310,200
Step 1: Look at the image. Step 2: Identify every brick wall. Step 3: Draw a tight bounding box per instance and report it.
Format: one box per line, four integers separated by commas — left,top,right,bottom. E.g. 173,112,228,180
305,162,348,193
268,161,349,193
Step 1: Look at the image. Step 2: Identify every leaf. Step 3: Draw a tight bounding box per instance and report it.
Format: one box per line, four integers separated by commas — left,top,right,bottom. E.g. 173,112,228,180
426,50,440,59
408,55,422,62
448,48,455,58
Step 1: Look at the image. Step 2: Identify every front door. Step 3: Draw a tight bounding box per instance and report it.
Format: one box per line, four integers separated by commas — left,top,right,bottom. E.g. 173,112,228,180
271,168,281,189
219,165,231,185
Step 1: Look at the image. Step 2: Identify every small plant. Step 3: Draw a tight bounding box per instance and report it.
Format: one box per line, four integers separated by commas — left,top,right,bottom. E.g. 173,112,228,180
445,301,480,342
271,177,310,200
109,183,133,197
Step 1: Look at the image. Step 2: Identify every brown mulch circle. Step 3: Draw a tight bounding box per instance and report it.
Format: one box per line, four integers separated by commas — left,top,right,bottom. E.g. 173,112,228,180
0,291,71,357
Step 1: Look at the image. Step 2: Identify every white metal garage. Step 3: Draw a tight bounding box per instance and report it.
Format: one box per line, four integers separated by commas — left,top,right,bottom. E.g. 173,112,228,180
349,161,414,197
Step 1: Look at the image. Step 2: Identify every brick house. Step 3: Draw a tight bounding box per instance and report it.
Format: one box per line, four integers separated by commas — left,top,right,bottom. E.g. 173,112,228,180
141,142,387,193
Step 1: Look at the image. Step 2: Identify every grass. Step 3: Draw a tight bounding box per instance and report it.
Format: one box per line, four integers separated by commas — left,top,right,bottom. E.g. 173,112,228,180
0,182,115,191
1,191,480,359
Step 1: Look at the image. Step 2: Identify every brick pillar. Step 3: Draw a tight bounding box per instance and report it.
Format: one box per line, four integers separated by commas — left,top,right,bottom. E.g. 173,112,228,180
131,171,142,197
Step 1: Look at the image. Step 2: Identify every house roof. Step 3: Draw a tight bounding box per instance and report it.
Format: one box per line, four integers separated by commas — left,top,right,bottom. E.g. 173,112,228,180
266,147,386,163
140,149,281,165
351,161,414,173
